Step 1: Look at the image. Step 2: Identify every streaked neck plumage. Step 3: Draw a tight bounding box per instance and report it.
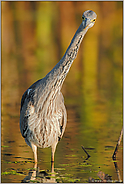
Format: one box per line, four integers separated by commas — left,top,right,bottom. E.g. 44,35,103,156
45,22,90,90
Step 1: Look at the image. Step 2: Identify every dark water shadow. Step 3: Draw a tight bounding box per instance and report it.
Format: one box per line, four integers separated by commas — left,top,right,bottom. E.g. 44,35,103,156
21,168,56,183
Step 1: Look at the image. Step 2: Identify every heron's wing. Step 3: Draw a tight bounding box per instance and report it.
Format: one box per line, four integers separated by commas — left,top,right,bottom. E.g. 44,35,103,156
56,92,67,140
20,91,36,139
20,79,43,112
20,80,41,138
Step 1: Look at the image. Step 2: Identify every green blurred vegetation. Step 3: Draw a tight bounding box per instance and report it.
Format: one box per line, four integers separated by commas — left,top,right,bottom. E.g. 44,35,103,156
1,1,123,183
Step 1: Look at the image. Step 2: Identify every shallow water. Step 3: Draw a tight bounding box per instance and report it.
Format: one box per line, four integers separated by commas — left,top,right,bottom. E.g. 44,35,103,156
1,101,123,183
1,1,123,183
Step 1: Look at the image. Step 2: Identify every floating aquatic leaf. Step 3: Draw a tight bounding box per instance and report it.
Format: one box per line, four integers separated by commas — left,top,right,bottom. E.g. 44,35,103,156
64,173,73,177
105,146,114,151
1,145,9,148
70,148,74,151
55,168,66,171
79,162,92,167
61,176,81,183
59,163,70,166
111,160,118,163
65,154,77,158
1,170,25,175
30,180,40,183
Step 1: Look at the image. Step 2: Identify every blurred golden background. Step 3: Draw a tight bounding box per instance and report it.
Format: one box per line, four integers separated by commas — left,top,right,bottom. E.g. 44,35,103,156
1,1,123,183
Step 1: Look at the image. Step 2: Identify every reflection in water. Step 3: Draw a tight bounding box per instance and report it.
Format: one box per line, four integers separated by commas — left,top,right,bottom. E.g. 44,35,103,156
22,168,56,183
113,159,122,183
112,128,123,182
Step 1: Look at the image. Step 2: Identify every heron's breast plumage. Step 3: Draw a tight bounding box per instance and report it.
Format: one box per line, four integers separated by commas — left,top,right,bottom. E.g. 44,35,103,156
20,86,67,149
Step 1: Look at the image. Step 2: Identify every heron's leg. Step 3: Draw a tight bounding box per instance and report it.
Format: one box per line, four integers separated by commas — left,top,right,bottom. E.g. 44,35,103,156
27,142,37,180
51,142,57,173
31,143,37,169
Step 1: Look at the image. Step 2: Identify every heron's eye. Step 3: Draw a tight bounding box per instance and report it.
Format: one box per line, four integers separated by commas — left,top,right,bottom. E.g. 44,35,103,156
92,19,96,22
82,16,85,21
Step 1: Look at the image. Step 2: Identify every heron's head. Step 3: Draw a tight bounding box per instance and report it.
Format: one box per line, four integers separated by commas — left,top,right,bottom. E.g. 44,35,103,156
82,10,97,29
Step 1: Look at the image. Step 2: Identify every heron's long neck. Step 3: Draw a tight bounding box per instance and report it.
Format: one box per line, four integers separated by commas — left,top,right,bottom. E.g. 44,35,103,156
46,23,89,90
